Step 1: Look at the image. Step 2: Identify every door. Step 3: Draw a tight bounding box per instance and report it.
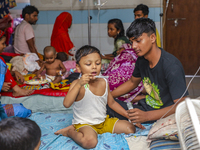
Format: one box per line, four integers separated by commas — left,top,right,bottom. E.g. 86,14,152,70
163,0,200,75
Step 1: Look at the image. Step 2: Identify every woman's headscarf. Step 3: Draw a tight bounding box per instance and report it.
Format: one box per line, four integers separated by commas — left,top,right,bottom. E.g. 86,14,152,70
51,12,74,55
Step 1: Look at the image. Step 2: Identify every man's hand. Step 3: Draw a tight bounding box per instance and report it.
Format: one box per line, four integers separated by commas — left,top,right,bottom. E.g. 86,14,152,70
2,82,12,91
128,108,149,123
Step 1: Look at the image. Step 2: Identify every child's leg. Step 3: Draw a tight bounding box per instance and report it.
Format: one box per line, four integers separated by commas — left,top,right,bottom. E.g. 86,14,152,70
113,120,135,134
52,76,62,84
55,125,98,149
54,125,74,136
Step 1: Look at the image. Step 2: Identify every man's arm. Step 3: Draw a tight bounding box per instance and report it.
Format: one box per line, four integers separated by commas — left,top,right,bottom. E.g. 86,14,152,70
26,37,39,55
111,76,142,98
128,97,187,123
101,54,114,60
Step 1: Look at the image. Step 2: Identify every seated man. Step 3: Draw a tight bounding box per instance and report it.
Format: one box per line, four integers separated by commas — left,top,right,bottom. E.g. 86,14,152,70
108,18,188,123
13,5,41,59
133,4,161,47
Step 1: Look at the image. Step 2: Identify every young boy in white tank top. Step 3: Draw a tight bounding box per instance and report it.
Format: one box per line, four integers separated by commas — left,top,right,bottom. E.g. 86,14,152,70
54,45,136,149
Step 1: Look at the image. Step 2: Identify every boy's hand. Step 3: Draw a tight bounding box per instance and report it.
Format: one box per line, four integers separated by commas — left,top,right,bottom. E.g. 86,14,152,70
78,74,94,86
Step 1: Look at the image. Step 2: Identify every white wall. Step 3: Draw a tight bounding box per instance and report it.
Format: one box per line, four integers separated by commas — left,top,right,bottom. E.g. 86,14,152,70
31,0,161,10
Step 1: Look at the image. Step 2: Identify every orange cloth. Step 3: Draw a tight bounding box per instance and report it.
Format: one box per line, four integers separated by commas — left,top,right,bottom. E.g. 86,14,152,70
51,12,74,56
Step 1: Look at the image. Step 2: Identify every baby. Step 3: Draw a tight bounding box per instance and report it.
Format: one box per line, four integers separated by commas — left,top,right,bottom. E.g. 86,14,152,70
36,46,66,84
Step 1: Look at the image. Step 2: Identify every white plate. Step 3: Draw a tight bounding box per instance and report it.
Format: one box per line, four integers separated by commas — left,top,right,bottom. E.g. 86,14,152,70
25,79,49,85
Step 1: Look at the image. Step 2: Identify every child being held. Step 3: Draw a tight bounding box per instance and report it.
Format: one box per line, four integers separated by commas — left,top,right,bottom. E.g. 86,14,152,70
0,117,41,150
54,45,136,149
56,52,77,79
36,46,66,84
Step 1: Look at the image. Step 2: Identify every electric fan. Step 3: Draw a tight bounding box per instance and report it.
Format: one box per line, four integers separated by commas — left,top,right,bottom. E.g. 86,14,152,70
175,98,200,150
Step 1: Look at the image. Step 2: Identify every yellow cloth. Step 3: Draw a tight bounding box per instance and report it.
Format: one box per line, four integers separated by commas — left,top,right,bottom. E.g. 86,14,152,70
23,74,36,81
156,28,161,48
6,63,11,70
74,115,118,134
50,79,70,90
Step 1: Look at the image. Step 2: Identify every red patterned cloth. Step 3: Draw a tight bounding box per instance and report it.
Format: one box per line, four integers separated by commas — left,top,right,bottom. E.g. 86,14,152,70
0,56,17,88
0,30,5,38
0,87,68,98
3,104,14,117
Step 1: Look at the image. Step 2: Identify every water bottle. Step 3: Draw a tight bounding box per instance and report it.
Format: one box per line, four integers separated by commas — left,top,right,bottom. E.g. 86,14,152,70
127,102,136,125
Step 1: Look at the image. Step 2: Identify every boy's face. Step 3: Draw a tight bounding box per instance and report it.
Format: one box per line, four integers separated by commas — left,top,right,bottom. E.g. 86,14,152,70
129,33,155,57
134,10,148,19
76,53,101,77
44,51,56,64
0,36,6,53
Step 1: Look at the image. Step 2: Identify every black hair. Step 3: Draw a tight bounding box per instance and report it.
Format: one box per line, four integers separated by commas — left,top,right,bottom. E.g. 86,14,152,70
44,46,56,54
126,18,156,39
0,117,41,150
133,4,149,16
108,19,125,42
56,52,69,62
75,45,101,64
0,34,6,41
22,5,39,19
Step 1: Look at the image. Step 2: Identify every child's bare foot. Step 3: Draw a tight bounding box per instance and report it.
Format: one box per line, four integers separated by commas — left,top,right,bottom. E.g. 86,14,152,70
54,125,75,137
12,85,34,97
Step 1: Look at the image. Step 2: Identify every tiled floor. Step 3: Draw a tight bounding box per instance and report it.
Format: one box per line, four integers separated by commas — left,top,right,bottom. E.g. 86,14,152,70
185,77,200,98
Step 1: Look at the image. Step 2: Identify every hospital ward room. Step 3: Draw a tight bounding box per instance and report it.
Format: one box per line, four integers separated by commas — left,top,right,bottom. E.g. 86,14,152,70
0,0,200,149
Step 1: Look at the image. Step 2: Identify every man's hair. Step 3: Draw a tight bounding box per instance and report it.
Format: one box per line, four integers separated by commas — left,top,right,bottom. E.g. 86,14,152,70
108,18,125,40
126,18,156,39
56,52,69,62
0,117,41,150
75,45,101,64
44,46,56,54
22,5,39,19
133,4,149,16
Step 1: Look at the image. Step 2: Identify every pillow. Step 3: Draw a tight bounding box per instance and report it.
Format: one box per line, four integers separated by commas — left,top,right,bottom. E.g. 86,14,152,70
2,103,32,118
147,114,178,141
150,139,180,150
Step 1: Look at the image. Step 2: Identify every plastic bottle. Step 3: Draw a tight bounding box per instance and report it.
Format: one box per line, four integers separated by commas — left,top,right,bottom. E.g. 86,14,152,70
127,102,136,125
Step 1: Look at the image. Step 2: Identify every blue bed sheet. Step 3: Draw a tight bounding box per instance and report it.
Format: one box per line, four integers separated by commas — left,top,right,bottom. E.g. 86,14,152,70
29,112,131,150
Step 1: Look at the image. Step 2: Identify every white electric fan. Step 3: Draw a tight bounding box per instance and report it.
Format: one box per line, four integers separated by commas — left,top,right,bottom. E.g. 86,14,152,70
175,98,200,150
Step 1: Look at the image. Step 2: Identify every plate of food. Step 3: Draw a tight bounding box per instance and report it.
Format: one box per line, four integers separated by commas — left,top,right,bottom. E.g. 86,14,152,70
25,79,49,85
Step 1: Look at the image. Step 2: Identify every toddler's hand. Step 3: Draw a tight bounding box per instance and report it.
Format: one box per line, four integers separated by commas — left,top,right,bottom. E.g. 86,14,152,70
37,74,41,79
56,70,62,76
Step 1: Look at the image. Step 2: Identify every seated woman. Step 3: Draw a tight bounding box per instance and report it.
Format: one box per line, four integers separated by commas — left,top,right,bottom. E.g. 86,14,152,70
103,43,145,103
0,30,33,97
101,19,130,62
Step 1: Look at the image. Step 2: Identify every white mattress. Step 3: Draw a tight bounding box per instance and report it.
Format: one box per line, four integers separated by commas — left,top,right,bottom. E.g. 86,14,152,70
0,95,73,113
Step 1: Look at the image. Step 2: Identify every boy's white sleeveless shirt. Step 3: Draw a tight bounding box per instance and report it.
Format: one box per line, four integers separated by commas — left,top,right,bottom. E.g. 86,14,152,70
72,78,108,125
